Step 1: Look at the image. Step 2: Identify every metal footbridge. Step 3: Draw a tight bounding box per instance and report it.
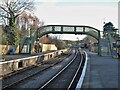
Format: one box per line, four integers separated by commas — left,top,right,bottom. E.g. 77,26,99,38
19,25,101,55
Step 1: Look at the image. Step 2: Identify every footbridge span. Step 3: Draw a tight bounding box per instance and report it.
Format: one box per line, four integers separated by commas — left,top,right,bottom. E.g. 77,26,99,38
19,25,101,55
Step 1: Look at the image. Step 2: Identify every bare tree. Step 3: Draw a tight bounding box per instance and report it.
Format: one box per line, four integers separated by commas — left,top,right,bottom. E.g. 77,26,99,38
0,0,34,26
50,36,66,50
0,0,34,45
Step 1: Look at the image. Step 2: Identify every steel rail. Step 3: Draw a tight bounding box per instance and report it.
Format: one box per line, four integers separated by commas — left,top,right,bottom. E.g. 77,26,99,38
67,50,84,89
39,49,78,89
75,51,88,89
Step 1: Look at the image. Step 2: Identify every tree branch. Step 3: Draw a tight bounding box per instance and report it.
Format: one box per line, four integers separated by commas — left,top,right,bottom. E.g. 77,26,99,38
0,6,9,13
0,14,10,19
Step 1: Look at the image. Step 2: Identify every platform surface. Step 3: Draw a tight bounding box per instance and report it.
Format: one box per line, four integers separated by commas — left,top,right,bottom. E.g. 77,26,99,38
81,50,119,89
1,50,56,61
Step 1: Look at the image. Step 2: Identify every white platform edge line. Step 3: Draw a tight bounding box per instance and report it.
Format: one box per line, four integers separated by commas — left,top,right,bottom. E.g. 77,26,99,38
0,55,39,64
76,51,88,90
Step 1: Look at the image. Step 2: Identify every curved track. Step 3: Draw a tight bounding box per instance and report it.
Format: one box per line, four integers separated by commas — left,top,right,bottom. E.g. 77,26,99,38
2,48,86,89
39,48,85,89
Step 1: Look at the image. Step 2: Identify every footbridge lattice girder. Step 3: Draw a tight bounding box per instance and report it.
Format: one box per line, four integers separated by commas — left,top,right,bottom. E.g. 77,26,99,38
38,25,100,40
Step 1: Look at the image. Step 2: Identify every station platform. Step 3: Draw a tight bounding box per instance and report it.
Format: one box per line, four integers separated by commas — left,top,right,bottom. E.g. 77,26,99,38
77,50,119,89
1,50,56,61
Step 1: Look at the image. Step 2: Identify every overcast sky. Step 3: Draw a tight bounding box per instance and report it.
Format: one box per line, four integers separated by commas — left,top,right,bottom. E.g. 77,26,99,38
33,0,118,40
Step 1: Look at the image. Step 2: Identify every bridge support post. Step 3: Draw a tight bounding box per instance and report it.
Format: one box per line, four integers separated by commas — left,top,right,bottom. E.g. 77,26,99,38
98,32,101,56
29,29,32,54
36,29,41,53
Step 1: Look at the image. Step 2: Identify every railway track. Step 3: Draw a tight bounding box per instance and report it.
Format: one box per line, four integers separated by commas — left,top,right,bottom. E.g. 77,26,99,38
1,49,73,89
39,48,85,89
2,48,86,89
